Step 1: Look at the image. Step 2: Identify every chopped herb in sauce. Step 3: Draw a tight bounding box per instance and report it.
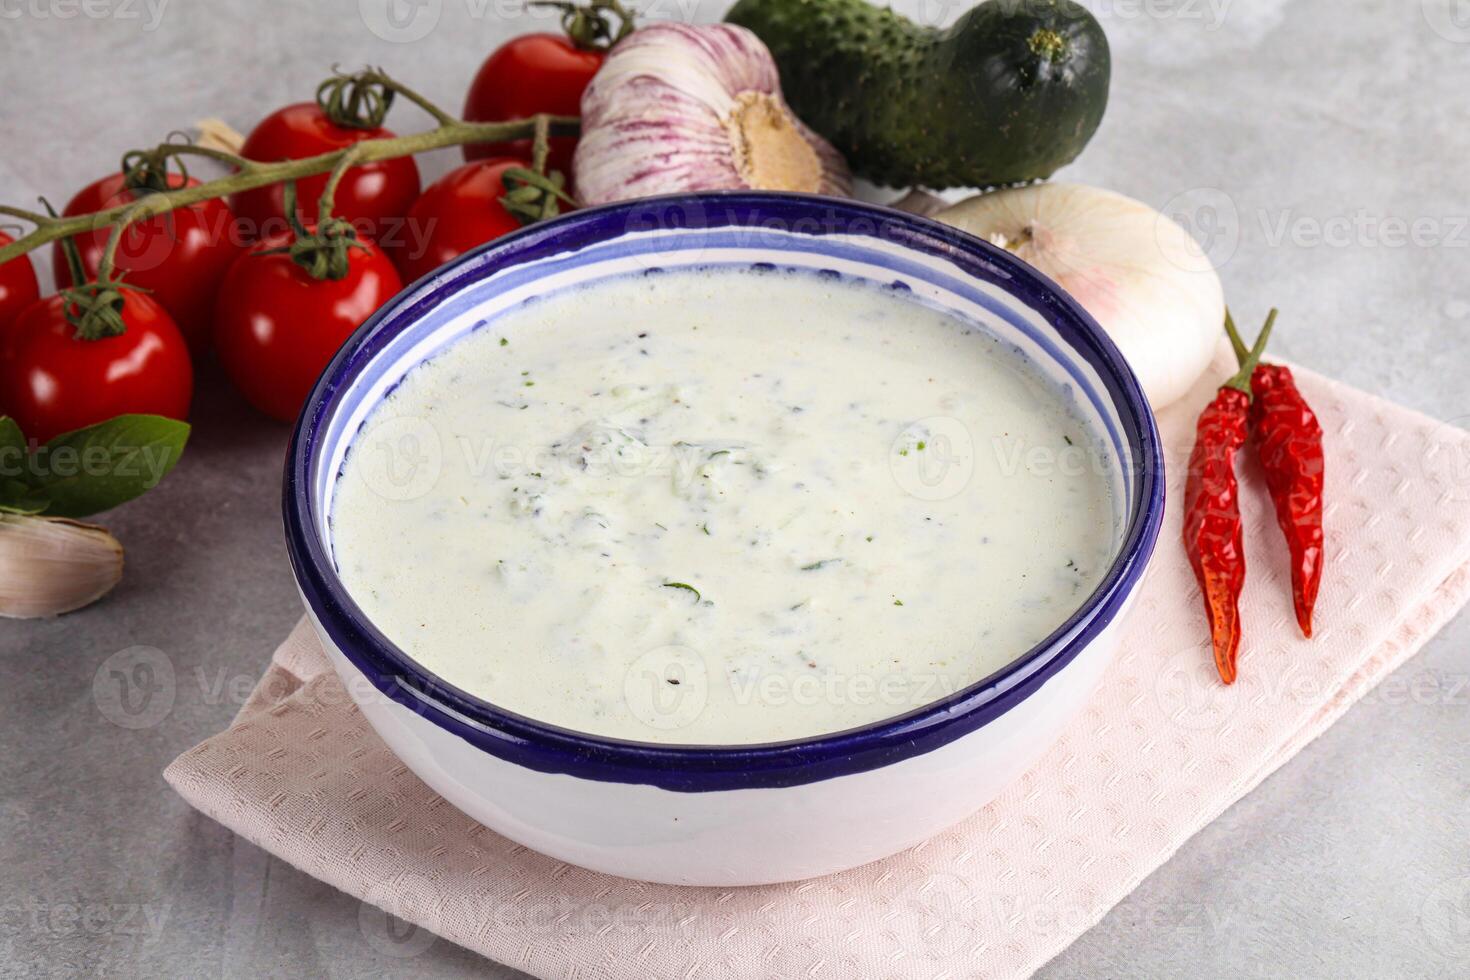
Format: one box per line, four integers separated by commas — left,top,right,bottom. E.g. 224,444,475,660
330,267,1117,745
662,581,702,602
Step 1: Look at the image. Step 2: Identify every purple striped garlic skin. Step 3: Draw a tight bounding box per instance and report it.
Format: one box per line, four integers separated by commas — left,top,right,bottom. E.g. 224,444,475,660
573,23,851,206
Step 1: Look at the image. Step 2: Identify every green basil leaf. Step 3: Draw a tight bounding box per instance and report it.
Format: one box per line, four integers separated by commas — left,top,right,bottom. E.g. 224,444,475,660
0,484,49,515
32,415,190,518
0,418,47,514
0,416,25,457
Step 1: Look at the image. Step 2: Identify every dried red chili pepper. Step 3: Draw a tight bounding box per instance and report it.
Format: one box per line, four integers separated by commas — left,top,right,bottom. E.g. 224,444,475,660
1182,311,1275,685
1225,311,1325,637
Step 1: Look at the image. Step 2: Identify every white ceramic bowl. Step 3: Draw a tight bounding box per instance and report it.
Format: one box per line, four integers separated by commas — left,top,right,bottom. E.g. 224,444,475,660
285,192,1164,886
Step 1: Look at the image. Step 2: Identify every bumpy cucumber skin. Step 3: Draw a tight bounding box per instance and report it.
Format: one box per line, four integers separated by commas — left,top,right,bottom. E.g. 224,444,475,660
725,0,1111,188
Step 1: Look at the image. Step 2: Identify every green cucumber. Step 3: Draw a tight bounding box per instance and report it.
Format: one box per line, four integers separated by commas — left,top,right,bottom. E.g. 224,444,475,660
725,0,1111,188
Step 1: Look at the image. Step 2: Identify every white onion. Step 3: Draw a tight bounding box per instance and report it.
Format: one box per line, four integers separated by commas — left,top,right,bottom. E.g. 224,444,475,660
936,183,1224,410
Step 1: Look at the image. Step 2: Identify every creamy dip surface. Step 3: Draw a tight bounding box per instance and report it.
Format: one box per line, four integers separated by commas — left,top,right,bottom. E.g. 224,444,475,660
331,267,1118,744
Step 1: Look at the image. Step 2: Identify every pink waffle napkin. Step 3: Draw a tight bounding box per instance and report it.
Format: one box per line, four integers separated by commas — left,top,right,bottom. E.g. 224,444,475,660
165,356,1470,979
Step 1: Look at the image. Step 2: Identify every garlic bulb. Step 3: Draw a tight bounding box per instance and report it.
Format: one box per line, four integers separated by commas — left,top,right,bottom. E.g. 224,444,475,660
573,23,851,205
936,183,1225,410
0,515,124,618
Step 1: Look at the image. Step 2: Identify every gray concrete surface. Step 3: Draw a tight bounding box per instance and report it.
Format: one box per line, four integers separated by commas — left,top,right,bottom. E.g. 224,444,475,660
2,0,1468,977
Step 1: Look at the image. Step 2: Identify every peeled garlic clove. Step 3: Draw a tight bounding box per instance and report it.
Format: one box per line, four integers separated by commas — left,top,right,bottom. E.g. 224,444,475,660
0,515,124,618
193,117,246,155
936,183,1225,411
890,188,950,218
573,23,851,206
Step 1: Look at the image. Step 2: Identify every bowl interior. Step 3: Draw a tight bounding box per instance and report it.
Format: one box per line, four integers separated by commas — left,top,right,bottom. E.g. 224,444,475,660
313,217,1138,562
287,193,1163,784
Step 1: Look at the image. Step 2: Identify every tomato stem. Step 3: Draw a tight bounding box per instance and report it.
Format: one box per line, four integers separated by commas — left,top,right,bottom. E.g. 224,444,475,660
43,198,132,341
531,114,552,177
496,115,575,226
0,67,579,268
257,181,368,282
280,181,310,242
120,147,173,194
358,68,457,127
316,70,396,130
43,199,85,287
316,144,365,227
530,0,635,51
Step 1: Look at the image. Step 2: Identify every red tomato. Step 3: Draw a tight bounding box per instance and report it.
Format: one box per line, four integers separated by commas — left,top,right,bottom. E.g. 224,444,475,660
0,291,192,444
213,231,403,422
230,104,421,246
462,34,603,177
393,158,527,283
52,172,241,354
0,231,41,334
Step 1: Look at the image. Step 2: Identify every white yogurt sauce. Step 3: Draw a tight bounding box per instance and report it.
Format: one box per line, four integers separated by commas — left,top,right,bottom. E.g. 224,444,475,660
331,267,1117,745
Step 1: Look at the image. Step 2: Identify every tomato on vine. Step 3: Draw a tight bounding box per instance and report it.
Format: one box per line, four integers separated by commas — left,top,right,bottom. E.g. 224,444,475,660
231,75,421,244
0,231,41,334
393,158,530,283
52,155,242,354
0,284,192,445
213,199,403,423
462,0,634,177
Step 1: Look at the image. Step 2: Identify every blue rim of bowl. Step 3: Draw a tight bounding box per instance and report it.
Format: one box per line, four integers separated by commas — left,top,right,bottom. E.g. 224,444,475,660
284,191,1165,793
